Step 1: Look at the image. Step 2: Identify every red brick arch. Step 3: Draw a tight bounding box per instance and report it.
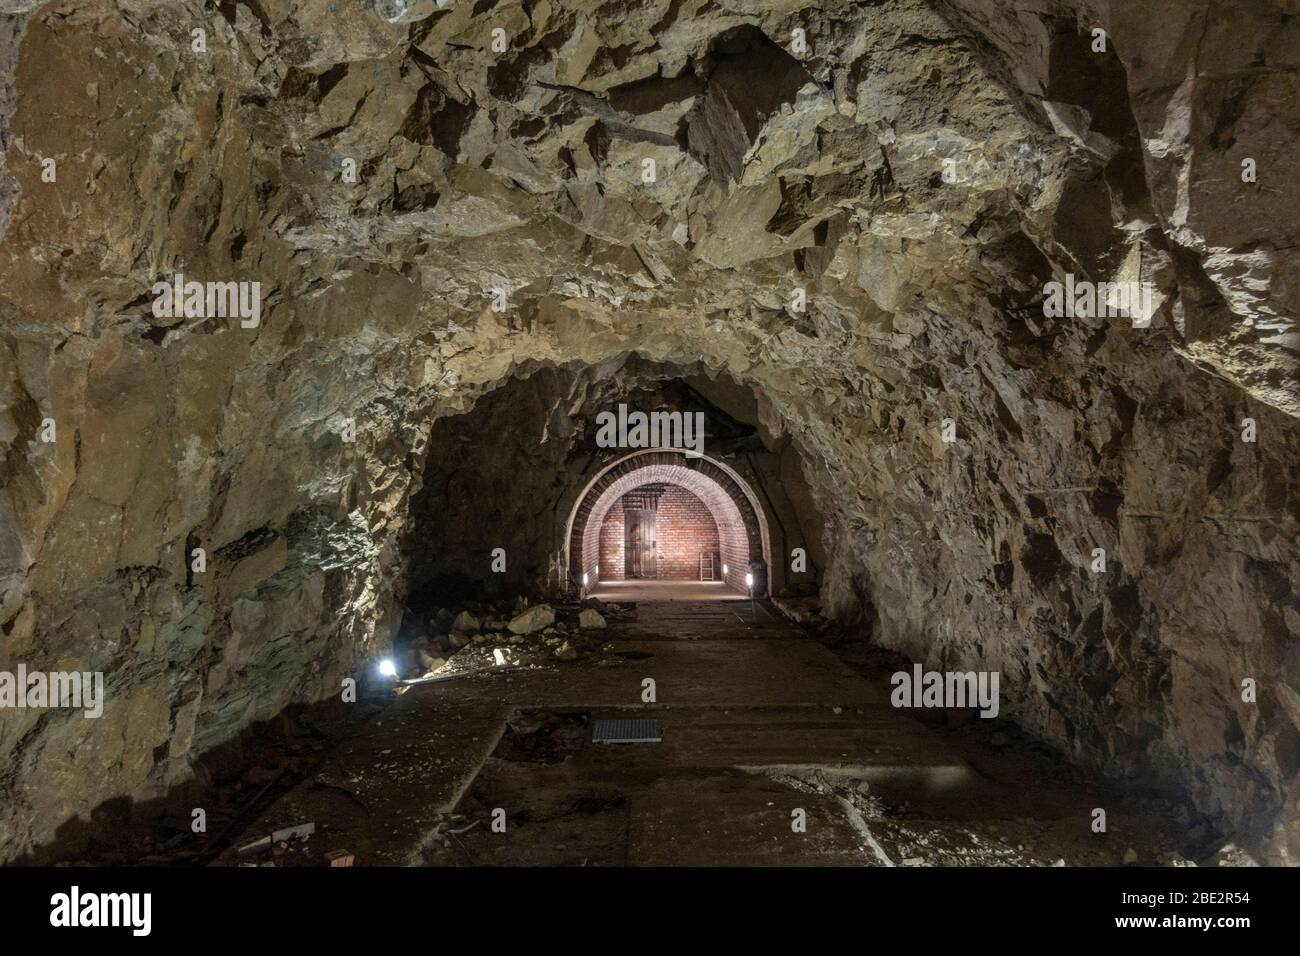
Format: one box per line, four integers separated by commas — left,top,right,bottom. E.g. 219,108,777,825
565,450,770,593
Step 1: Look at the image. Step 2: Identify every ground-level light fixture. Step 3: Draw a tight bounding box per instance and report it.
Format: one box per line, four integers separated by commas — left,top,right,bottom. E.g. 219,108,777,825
582,572,589,586
745,572,753,589
378,658,397,678
722,563,729,577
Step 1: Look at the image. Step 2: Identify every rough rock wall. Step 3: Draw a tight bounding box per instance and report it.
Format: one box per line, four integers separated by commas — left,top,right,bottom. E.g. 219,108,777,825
0,0,1296,861
403,367,581,603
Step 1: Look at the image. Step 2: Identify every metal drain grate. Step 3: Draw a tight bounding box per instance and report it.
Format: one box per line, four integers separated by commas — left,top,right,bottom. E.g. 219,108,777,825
592,718,663,744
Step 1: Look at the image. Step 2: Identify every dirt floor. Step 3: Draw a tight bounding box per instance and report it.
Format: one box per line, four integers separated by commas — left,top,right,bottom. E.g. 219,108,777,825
199,597,1211,868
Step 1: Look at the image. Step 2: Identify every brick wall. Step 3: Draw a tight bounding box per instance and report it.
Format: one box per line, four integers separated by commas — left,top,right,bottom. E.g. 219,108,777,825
655,485,721,579
598,507,625,579
598,485,721,580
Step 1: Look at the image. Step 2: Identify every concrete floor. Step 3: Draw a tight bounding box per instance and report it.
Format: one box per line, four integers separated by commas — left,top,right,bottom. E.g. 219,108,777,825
217,601,1190,867
589,580,747,602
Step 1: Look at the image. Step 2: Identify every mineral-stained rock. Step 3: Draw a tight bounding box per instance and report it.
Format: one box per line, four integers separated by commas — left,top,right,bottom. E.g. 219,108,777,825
684,26,818,186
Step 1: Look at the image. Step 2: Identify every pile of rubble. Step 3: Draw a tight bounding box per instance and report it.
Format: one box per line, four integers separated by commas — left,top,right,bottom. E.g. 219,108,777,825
394,599,627,680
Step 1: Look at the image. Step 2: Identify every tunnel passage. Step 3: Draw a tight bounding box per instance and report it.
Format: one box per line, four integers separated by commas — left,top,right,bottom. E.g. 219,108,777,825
400,364,821,613
567,450,771,595
3,0,1299,870
598,484,720,582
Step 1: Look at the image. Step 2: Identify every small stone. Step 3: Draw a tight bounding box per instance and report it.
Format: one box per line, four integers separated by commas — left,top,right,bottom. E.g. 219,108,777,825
579,608,606,630
554,641,579,661
508,604,555,635
451,611,481,634
1123,848,1138,864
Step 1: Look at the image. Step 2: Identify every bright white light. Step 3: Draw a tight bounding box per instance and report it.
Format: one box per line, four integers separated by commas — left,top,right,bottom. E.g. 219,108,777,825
722,564,729,576
745,573,754,588
582,573,589,585
378,658,397,678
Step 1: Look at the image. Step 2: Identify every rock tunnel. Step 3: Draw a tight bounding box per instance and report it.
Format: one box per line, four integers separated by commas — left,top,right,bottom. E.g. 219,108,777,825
567,449,773,596
0,0,1297,884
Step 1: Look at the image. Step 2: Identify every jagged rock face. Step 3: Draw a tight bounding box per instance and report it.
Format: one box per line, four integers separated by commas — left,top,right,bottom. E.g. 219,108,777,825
0,0,1296,862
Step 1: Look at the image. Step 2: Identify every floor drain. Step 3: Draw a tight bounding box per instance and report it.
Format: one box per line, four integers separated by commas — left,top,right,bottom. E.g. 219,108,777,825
592,718,663,744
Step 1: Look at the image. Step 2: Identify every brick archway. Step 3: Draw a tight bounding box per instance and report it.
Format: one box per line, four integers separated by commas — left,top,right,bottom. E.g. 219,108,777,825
565,450,771,594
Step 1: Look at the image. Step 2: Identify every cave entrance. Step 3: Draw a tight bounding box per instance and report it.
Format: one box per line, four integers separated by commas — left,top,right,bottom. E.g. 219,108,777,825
566,449,771,601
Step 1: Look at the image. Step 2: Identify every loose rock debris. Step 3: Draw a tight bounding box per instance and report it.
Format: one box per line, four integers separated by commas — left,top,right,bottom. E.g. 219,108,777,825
237,821,316,859
394,600,632,681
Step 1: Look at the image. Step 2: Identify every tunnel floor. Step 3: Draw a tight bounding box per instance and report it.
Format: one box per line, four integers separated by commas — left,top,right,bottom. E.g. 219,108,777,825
588,580,748,603
212,601,1199,868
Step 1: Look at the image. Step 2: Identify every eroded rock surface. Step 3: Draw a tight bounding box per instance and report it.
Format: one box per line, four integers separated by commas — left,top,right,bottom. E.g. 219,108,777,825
0,0,1296,862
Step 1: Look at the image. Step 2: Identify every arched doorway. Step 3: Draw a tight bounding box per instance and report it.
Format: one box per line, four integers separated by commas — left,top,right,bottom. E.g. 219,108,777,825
564,450,772,597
